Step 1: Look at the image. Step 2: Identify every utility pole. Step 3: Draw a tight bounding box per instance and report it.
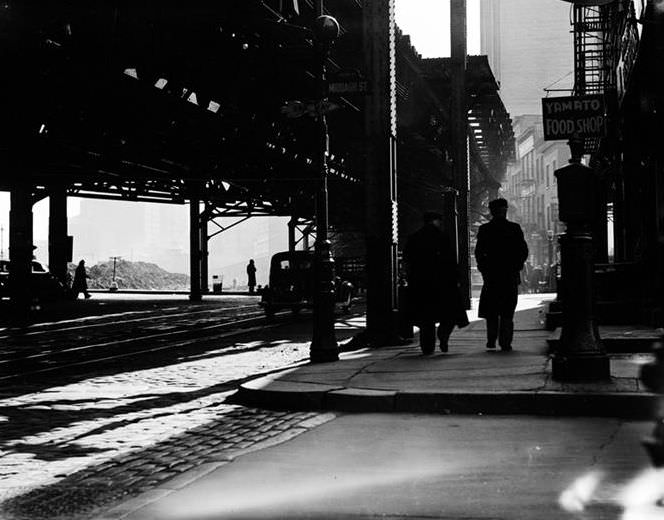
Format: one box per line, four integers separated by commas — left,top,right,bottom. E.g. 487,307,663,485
451,0,471,309
0,224,4,259
109,256,122,291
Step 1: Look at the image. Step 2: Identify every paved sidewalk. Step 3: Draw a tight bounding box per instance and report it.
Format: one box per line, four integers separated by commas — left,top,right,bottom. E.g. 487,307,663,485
87,294,662,520
98,414,654,520
236,295,661,418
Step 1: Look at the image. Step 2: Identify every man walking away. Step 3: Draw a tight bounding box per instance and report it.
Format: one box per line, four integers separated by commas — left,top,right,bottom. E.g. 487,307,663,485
404,211,468,355
72,259,91,300
246,259,257,294
475,198,528,352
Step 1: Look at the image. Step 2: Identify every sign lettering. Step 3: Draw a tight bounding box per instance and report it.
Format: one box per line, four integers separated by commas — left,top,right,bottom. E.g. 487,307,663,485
541,95,606,141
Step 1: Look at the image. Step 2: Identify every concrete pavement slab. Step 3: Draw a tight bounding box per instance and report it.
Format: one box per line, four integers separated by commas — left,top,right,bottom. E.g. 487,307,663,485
235,302,660,418
110,414,654,520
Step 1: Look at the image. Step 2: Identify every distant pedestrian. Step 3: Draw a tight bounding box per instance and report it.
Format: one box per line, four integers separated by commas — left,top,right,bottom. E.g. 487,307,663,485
404,211,469,355
521,260,533,293
530,265,544,293
72,259,91,300
475,198,528,351
246,259,257,293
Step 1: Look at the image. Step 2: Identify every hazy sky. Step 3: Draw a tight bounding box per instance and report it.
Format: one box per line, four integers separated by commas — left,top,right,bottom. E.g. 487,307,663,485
0,1,481,261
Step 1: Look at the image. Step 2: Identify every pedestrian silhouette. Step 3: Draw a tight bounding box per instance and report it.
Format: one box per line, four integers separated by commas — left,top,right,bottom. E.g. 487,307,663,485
404,211,469,355
72,259,91,300
246,259,257,294
474,198,528,351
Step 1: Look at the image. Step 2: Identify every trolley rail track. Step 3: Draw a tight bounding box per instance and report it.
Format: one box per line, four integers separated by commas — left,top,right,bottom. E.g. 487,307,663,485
0,303,260,339
0,301,296,387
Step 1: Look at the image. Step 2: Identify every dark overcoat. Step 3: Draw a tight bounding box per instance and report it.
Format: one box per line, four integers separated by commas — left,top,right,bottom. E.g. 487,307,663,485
246,263,257,287
474,218,528,318
72,264,88,292
403,223,467,326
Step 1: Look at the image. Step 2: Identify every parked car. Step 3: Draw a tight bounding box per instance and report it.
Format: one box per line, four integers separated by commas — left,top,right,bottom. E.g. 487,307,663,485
0,260,68,301
260,251,354,318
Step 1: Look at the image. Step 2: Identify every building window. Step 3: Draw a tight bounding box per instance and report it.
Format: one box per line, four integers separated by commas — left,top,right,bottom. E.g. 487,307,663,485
552,160,557,182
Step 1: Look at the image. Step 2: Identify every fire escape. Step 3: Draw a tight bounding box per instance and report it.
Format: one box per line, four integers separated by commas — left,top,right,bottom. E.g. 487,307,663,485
572,3,612,153
571,0,632,154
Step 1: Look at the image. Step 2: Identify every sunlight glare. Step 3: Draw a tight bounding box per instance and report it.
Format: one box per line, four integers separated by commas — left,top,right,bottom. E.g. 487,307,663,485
559,470,604,512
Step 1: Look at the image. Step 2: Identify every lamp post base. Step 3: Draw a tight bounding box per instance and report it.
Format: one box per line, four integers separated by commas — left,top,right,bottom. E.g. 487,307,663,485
552,353,610,381
310,346,339,364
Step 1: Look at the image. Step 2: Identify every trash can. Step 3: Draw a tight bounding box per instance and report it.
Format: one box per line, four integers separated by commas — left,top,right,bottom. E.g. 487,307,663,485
212,275,222,294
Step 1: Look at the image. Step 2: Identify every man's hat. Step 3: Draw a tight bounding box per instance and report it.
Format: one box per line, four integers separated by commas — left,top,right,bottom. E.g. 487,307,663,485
488,198,508,211
423,210,443,223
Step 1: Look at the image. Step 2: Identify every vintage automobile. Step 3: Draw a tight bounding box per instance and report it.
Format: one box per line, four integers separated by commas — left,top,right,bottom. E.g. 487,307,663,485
0,260,68,301
260,251,354,318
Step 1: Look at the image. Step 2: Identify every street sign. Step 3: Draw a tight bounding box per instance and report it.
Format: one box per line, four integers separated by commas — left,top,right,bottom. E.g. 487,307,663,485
328,70,369,95
541,95,606,141
329,80,369,94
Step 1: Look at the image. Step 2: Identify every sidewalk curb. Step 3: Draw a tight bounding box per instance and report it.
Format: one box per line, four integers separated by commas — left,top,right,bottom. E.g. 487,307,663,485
235,383,659,419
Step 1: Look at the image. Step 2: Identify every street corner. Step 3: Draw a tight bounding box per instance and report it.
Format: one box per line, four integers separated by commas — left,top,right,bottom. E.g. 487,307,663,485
235,374,345,411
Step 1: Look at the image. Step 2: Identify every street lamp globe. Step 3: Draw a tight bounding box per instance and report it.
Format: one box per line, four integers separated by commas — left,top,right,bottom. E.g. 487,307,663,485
313,15,340,44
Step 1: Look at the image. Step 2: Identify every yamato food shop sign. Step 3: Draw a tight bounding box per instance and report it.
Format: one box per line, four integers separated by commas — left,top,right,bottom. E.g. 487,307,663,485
541,95,606,141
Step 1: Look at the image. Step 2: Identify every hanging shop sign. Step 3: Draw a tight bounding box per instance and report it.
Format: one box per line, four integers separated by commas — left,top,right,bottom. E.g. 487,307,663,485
541,95,606,141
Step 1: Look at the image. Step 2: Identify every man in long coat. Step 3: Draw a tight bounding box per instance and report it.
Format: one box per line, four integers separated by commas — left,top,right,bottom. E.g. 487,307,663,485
404,211,468,355
474,198,528,351
246,259,257,293
72,259,91,299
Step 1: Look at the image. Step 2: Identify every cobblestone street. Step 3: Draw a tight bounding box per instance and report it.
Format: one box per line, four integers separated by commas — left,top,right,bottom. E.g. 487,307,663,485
0,296,358,519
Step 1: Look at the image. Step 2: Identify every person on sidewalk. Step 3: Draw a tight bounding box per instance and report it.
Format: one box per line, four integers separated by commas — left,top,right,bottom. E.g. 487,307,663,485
246,259,257,294
475,198,528,351
71,259,92,300
404,211,469,355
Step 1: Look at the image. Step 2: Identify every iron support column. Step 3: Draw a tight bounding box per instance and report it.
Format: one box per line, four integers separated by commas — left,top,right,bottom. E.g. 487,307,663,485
309,6,340,363
10,180,34,314
363,0,400,346
552,143,610,381
189,185,202,302
48,185,69,285
200,211,209,294
451,0,471,309
288,217,297,252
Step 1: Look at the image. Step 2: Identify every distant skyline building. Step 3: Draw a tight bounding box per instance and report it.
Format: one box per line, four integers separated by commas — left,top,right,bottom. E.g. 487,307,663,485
480,0,574,117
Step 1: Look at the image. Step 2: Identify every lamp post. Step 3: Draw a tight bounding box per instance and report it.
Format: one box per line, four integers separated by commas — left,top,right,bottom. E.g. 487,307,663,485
309,12,340,363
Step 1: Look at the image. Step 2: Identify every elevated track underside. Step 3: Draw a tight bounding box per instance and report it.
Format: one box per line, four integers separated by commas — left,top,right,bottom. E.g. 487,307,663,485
1,0,512,229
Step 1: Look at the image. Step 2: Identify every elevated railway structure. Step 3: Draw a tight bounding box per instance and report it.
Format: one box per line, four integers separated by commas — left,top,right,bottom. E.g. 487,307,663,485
2,1,513,332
